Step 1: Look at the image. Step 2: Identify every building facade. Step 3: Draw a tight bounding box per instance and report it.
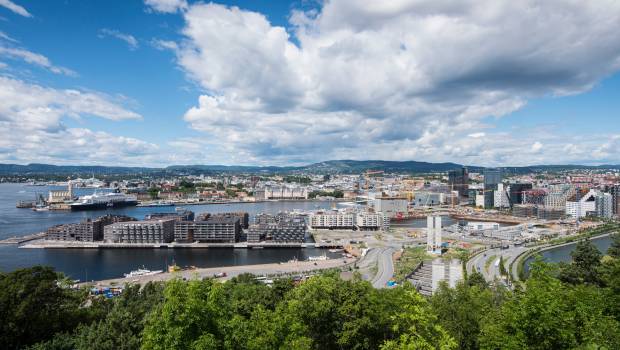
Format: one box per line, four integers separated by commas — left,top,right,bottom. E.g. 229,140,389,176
46,214,135,241
448,167,469,197
103,219,175,243
174,217,241,243
427,216,442,254
483,168,502,209
595,192,614,218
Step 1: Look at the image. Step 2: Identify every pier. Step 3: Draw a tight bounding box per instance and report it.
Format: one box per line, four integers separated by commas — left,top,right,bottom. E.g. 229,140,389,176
0,232,46,245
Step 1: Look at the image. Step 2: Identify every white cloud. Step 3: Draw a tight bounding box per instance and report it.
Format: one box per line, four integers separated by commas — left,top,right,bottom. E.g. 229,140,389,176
0,30,17,42
0,46,76,76
162,1,620,165
98,28,139,50
151,39,178,51
0,76,159,166
144,0,187,13
0,0,31,18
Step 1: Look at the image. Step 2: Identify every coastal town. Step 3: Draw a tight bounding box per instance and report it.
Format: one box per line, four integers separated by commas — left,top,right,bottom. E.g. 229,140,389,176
3,165,619,294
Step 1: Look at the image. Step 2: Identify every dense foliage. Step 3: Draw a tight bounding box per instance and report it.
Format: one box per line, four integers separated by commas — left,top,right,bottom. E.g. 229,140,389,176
2,236,620,350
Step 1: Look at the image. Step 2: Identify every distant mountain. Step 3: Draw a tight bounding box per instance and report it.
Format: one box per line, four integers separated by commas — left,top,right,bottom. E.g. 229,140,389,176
301,160,475,174
0,161,618,176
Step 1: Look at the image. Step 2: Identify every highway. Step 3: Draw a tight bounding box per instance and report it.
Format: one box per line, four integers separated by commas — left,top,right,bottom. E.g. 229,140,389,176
371,247,396,288
467,245,528,283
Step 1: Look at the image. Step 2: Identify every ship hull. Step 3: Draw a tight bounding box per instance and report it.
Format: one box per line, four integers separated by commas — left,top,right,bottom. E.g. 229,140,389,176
70,200,138,211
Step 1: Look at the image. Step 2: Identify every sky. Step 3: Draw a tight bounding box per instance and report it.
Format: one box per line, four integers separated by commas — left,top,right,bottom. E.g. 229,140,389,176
1,0,620,167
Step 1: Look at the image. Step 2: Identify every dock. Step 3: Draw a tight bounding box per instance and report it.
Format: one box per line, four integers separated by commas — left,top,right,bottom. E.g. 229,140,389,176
20,239,344,249
0,232,46,245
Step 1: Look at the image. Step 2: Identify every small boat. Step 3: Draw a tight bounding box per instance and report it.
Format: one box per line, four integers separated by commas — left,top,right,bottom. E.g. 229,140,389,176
123,268,163,278
308,254,330,261
32,204,49,211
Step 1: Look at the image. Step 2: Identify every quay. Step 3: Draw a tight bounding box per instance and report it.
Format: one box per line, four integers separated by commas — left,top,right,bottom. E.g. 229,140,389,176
82,257,356,287
20,239,344,249
0,232,46,245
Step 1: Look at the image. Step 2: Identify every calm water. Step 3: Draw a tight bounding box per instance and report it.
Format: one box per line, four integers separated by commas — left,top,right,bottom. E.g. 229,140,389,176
523,235,613,273
0,183,343,280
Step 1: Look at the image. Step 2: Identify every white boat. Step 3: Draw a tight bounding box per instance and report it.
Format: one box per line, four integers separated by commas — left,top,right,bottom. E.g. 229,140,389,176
308,254,330,261
123,268,163,278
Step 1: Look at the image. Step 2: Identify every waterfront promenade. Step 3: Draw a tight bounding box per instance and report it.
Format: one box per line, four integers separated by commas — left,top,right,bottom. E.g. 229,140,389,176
85,257,355,287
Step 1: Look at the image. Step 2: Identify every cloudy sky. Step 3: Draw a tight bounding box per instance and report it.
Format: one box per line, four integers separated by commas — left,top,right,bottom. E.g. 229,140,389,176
1,0,620,167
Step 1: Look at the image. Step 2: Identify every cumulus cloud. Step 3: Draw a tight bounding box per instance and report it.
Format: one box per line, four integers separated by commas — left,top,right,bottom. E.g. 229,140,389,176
0,0,31,18
0,46,76,76
0,76,159,165
98,28,139,50
144,0,187,13
159,1,620,165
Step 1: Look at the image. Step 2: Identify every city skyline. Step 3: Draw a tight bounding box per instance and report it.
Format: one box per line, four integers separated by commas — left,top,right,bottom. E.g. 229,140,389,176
1,0,620,167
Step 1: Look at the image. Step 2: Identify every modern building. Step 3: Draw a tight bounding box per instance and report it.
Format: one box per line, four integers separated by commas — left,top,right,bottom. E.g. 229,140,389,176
508,183,533,207
174,217,241,243
254,187,308,200
103,219,175,243
595,192,614,219
46,214,135,241
309,212,355,229
565,189,597,218
426,216,442,254
537,207,566,220
545,184,575,209
513,204,538,218
523,189,547,206
483,168,502,209
247,213,307,243
145,210,194,222
195,212,249,229
373,197,408,218
448,167,469,197
611,184,620,217
412,192,444,206
494,183,510,209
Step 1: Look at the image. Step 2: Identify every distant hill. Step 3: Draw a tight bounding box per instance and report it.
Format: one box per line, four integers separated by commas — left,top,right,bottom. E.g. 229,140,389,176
0,161,618,176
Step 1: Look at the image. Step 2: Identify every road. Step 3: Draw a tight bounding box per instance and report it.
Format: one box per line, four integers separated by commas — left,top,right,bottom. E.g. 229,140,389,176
467,246,528,282
371,247,396,288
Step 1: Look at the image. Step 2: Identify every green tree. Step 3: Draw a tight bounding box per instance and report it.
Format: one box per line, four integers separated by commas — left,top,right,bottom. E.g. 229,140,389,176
0,266,95,350
558,239,602,285
141,278,226,350
480,261,620,350
607,232,620,258
430,282,498,350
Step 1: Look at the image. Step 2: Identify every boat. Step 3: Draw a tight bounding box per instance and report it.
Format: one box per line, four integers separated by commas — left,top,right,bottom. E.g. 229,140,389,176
123,268,162,278
70,191,138,211
308,254,330,261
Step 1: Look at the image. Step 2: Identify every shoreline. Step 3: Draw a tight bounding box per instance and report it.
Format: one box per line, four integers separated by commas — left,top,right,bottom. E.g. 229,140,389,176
83,257,356,287
19,239,343,249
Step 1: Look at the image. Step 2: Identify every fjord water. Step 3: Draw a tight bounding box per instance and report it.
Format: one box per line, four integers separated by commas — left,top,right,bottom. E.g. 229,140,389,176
0,183,341,280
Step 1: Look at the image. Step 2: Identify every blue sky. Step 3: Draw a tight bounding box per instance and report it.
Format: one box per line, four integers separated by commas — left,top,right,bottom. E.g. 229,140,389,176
1,0,619,167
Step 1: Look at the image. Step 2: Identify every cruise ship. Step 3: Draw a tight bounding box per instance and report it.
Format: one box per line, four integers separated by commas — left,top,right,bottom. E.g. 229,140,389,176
70,191,138,211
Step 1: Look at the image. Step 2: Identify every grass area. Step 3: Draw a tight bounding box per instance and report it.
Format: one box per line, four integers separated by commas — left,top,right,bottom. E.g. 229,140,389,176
484,255,498,274
393,246,431,282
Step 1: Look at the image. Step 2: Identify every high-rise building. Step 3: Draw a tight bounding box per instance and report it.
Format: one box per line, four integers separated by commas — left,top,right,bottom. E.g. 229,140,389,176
595,192,614,219
448,167,469,197
483,168,502,209
494,183,510,209
427,216,442,254
611,184,620,217
508,183,533,207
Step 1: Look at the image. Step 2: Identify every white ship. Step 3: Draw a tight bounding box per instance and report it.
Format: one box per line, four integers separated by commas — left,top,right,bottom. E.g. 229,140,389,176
70,191,138,211
124,268,163,278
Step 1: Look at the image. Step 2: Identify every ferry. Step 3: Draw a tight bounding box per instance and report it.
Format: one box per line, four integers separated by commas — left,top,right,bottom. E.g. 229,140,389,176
70,191,138,211
123,268,162,278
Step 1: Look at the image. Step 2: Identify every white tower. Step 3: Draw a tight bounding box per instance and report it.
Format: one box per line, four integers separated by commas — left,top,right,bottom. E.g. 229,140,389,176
427,216,442,254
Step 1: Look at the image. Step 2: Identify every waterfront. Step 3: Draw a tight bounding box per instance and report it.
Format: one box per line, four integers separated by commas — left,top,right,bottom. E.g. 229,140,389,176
0,183,343,280
523,234,614,273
